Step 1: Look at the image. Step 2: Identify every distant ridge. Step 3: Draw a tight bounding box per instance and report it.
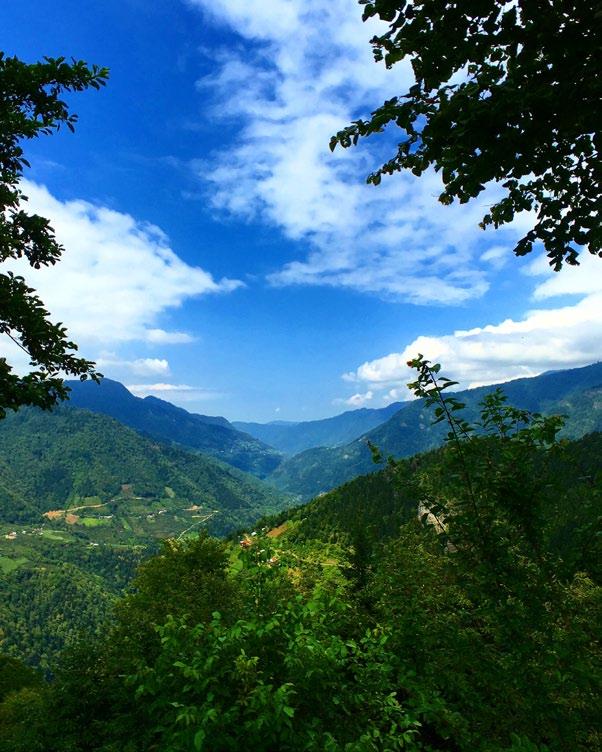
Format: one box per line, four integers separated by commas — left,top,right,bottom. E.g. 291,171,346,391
234,401,403,456
65,378,282,478
268,362,602,499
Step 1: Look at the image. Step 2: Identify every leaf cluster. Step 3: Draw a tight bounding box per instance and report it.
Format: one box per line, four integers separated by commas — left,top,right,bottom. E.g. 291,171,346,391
0,54,108,416
330,1,601,269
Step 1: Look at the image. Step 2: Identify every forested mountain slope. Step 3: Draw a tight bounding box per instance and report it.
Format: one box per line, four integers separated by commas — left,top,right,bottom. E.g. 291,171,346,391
2,418,599,750
0,405,290,535
233,401,403,455
269,363,602,499
0,405,292,668
0,541,143,671
264,431,601,575
66,378,282,477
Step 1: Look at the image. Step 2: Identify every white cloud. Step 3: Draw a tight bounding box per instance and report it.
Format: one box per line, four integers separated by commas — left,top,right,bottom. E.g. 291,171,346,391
145,328,196,344
334,390,374,408
341,257,602,403
96,356,171,377
187,0,530,304
127,382,195,393
480,245,511,270
3,181,242,352
528,251,602,299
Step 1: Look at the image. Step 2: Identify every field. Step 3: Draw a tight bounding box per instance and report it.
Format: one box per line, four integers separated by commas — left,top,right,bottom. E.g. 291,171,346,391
0,555,28,575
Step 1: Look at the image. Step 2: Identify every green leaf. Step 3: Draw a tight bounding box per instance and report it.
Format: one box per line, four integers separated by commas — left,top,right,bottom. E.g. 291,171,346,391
194,729,206,751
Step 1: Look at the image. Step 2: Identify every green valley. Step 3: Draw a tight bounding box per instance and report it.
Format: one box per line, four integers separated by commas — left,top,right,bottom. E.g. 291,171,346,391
0,362,600,751
0,405,293,668
0,405,290,536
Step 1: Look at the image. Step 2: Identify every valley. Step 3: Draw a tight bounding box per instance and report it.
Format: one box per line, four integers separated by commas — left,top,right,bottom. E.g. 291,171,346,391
267,363,602,499
1,361,600,672
1,362,599,750
0,404,293,668
1,8,600,747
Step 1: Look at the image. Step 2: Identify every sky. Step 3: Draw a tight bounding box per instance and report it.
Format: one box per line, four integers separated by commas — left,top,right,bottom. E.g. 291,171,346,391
1,0,600,422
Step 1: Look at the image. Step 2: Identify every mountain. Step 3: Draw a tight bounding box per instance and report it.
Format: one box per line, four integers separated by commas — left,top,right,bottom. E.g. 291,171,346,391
0,404,293,669
262,430,602,566
65,378,282,477
233,401,403,456
3,419,599,748
0,405,291,538
269,362,602,499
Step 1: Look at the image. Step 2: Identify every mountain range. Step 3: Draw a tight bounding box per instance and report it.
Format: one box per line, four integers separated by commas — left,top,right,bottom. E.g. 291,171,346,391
233,401,403,455
2,362,599,528
266,362,602,499
0,361,600,671
0,405,290,539
66,378,282,477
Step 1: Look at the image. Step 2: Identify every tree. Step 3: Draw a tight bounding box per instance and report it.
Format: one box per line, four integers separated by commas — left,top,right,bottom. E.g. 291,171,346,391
0,53,108,418
330,0,601,270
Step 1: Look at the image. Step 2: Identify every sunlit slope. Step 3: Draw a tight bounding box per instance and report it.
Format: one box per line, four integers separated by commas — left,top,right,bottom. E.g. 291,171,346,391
262,431,601,574
0,405,291,538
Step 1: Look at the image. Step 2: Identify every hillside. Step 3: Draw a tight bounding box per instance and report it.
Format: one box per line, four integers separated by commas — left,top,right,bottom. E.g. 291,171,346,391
265,431,601,566
233,401,403,455
0,404,293,668
3,420,599,750
269,362,602,499
66,378,282,477
0,405,291,537
0,540,143,671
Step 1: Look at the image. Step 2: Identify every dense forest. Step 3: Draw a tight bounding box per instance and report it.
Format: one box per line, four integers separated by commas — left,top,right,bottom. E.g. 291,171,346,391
0,405,290,531
0,361,600,751
0,405,293,668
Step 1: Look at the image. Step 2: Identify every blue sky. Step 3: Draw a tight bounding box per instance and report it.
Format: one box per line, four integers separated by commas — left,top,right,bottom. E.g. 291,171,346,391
1,0,600,421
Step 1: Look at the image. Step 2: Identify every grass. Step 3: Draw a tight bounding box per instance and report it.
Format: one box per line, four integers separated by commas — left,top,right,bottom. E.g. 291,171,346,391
0,555,29,574
67,495,103,509
79,517,111,528
40,530,74,543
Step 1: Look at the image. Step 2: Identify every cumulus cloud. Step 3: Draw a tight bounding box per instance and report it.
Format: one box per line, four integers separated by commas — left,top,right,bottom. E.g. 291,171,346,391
528,251,602,300
95,355,171,377
333,390,374,408
187,0,530,304
3,181,241,351
341,255,602,403
145,329,196,345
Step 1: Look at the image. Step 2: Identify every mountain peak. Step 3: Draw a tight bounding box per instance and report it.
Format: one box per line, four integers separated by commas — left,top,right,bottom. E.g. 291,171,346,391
64,377,282,477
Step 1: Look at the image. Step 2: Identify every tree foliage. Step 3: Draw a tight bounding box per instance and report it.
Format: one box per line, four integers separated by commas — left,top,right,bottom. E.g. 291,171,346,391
0,53,108,417
0,364,599,750
330,0,601,269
